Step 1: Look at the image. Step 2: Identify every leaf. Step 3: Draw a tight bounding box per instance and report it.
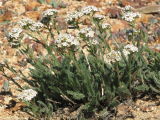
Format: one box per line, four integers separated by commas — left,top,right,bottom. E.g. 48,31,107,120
2,80,9,92
98,108,109,119
67,90,85,100
134,84,149,92
116,83,131,99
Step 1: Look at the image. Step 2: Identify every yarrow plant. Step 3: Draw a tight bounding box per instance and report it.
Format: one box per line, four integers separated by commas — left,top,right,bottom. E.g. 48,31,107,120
2,5,160,120
121,5,141,23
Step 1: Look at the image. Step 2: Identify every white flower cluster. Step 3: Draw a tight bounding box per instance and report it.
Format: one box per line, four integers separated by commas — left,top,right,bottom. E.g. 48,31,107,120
66,6,100,22
122,12,141,22
18,89,37,101
122,5,133,11
29,22,44,31
124,44,138,52
19,18,33,27
81,6,100,15
42,9,58,18
79,27,99,45
101,23,111,29
93,14,105,20
66,11,83,22
8,28,23,39
79,27,95,38
90,38,99,45
55,33,80,48
104,44,138,64
19,18,44,31
104,50,123,64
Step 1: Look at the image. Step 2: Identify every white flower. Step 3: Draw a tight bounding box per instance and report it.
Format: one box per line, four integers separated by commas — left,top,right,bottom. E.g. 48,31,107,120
19,18,34,27
79,27,95,38
93,14,105,20
42,9,58,18
122,49,130,57
66,11,83,22
19,18,44,31
72,39,80,45
87,31,95,38
91,38,99,45
81,6,100,15
55,33,79,48
0,2,2,6
8,28,23,39
101,23,111,29
29,22,44,31
124,44,138,52
18,89,37,101
122,5,133,11
80,27,92,34
104,49,131,64
66,6,100,22
122,12,141,22
62,42,69,47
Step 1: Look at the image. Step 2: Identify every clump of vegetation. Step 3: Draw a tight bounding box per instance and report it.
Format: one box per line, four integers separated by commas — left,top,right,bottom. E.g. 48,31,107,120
0,5,160,120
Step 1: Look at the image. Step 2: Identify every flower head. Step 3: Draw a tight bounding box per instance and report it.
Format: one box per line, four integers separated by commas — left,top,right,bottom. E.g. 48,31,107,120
81,6,100,15
91,38,99,45
29,22,44,31
66,11,83,22
122,5,133,11
104,48,131,64
18,89,37,101
124,44,138,52
19,18,44,31
19,18,35,28
55,33,80,48
42,9,58,18
8,28,23,39
93,14,105,20
66,6,100,22
101,23,111,29
122,12,141,22
79,27,95,38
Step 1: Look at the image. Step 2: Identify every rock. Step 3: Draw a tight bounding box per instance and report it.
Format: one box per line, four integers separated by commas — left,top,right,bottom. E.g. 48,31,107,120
136,5,160,14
